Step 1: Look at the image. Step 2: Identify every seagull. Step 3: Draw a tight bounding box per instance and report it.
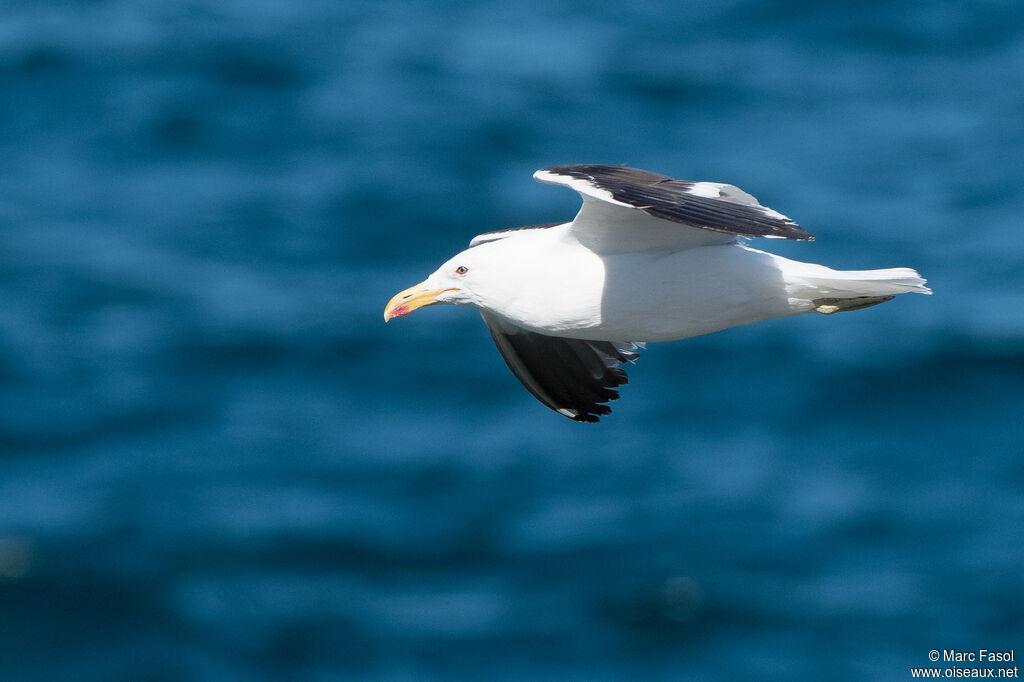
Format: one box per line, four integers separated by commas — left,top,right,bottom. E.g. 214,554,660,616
384,164,931,422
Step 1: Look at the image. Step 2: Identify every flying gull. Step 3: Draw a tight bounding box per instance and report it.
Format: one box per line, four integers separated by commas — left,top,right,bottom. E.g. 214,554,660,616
384,164,931,422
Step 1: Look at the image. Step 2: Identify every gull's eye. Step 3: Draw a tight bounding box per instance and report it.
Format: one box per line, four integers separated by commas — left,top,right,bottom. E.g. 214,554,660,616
455,266,469,275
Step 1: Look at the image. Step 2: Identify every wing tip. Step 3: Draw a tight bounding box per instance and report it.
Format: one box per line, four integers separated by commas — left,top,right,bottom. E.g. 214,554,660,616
469,222,564,247
560,405,612,423
763,228,815,242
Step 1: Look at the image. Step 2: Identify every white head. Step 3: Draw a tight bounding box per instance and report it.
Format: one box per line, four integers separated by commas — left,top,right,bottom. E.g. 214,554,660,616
383,244,506,321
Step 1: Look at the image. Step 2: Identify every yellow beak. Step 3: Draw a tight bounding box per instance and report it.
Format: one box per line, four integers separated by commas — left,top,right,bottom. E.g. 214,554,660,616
383,282,456,321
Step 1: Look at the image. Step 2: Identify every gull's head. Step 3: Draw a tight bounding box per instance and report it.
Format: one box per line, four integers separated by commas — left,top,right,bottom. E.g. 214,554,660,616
384,247,497,322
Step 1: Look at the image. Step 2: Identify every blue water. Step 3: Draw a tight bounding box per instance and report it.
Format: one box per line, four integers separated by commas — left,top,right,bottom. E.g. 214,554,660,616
1,1,1022,680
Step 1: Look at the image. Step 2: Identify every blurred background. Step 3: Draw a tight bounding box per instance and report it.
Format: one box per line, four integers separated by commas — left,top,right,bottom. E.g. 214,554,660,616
1,1,1022,680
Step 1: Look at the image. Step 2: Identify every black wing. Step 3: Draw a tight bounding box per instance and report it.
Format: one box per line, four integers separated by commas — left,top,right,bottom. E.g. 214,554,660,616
536,164,814,242
481,312,640,423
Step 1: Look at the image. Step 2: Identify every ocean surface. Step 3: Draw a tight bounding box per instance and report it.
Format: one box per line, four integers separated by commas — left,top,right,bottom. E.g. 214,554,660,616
1,1,1022,680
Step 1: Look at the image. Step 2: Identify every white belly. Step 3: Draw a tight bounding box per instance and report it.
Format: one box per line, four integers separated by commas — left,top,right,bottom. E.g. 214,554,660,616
495,243,808,343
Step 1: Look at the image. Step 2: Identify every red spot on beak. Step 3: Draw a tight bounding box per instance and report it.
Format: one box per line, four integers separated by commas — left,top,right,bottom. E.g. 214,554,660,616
389,304,411,319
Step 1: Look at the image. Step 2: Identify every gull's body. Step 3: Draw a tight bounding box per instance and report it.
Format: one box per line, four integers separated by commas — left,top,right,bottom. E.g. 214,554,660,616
385,164,930,422
461,228,867,343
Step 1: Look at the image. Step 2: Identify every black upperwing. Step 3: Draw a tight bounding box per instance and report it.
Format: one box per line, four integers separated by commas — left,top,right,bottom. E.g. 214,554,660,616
536,164,814,242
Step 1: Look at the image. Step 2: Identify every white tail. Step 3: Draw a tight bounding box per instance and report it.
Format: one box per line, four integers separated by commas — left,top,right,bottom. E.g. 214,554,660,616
783,262,932,302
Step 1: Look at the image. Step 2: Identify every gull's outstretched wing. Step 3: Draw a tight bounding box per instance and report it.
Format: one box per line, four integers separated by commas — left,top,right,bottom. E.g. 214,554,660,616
480,311,641,423
534,164,813,252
